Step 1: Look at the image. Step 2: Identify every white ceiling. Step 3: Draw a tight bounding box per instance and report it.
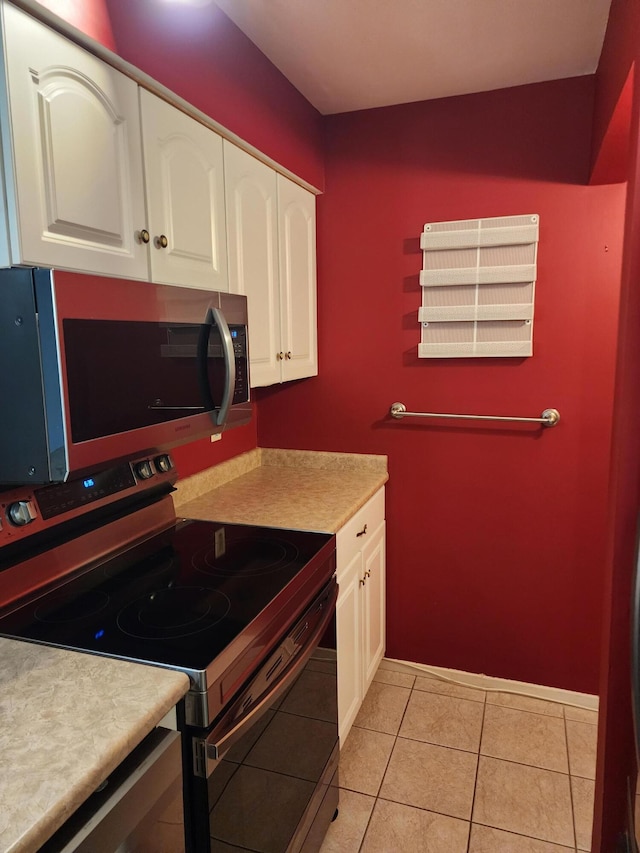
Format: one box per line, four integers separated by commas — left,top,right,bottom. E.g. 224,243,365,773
212,0,613,115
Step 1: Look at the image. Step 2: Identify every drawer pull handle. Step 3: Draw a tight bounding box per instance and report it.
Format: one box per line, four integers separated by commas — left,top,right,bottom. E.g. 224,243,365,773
365,570,371,578
356,524,368,537
359,577,366,586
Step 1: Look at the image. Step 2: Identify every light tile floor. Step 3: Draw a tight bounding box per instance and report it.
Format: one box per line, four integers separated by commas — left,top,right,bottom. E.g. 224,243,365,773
320,664,598,853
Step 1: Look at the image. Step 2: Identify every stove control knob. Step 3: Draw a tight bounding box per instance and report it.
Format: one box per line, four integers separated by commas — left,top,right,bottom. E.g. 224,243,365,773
7,500,37,527
134,460,155,480
154,454,173,474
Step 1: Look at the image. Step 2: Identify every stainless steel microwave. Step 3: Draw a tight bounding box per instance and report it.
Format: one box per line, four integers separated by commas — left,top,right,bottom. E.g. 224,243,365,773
0,269,251,485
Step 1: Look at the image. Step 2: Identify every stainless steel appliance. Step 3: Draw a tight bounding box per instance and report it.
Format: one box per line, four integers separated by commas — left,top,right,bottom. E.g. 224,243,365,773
0,268,250,485
40,727,185,853
0,460,338,852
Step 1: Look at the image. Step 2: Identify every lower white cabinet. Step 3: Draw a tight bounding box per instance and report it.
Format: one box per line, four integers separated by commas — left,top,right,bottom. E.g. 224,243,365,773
336,488,386,744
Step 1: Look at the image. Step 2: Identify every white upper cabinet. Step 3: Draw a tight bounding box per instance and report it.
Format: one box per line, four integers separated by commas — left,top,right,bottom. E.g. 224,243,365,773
277,175,318,383
224,141,280,384
0,2,148,278
0,0,314,329
225,141,318,387
139,90,228,290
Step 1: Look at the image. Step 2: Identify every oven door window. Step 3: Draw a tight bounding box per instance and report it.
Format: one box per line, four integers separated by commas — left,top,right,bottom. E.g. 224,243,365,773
63,319,245,442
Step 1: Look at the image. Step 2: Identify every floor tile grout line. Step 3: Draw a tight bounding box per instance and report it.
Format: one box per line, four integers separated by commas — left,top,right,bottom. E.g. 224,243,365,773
465,688,487,853
471,818,579,851
354,793,376,853
358,677,424,853
354,678,414,852
563,706,580,852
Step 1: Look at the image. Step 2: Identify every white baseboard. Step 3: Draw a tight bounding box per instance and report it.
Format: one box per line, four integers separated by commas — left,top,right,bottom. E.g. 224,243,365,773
379,657,599,711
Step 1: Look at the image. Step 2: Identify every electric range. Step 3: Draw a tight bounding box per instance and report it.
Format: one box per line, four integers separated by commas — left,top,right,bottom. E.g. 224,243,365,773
0,457,336,727
0,456,340,852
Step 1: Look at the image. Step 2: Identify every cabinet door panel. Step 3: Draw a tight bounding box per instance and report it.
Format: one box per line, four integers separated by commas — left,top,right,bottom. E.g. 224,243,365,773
141,90,227,290
362,521,386,692
2,3,147,278
277,175,317,382
336,549,363,744
225,142,281,385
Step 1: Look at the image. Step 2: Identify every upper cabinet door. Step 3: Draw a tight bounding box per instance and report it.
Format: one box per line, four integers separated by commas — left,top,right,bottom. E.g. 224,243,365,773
224,141,281,386
140,90,227,290
1,3,148,278
277,175,318,383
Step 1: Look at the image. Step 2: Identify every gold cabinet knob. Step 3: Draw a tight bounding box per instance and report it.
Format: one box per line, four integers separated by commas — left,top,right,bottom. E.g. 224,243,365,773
137,229,150,244
155,234,169,249
285,351,292,360
359,577,366,586
277,351,284,361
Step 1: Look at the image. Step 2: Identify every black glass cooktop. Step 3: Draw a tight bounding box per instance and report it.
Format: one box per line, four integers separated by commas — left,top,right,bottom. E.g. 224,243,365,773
0,519,334,672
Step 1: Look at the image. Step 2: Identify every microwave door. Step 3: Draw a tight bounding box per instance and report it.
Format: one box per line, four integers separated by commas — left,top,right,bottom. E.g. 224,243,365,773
197,308,236,429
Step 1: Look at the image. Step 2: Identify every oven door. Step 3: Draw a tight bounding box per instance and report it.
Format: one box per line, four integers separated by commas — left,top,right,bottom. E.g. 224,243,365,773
185,579,339,853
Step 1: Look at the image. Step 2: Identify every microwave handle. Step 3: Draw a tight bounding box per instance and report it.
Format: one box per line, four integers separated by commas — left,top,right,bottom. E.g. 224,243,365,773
198,307,236,427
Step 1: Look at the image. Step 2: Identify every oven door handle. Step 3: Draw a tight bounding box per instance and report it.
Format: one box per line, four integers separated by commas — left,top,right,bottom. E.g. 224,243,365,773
201,582,337,770
196,307,236,428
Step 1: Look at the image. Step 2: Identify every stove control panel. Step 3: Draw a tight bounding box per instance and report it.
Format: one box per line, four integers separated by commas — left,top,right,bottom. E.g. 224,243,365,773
0,453,176,546
36,465,137,520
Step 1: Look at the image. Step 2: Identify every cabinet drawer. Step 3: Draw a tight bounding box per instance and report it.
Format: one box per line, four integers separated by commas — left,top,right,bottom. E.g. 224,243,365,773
336,488,385,578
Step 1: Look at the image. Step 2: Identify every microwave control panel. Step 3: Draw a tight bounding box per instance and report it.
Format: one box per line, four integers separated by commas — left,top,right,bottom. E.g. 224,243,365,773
230,326,249,404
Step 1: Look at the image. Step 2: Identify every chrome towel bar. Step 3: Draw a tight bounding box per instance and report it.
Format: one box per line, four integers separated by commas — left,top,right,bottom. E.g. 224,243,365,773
389,402,560,427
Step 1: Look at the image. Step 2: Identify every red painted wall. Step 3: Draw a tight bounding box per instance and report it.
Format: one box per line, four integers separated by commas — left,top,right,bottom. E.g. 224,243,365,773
589,0,640,848
257,77,626,696
591,0,637,182
36,0,115,50
171,421,257,481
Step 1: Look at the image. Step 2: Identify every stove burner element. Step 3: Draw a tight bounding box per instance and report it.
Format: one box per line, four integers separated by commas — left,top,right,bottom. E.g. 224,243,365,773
117,586,231,640
35,589,110,623
197,537,300,578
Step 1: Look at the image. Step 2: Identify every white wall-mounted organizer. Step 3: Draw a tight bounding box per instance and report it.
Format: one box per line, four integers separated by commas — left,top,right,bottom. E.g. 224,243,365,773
419,214,539,358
